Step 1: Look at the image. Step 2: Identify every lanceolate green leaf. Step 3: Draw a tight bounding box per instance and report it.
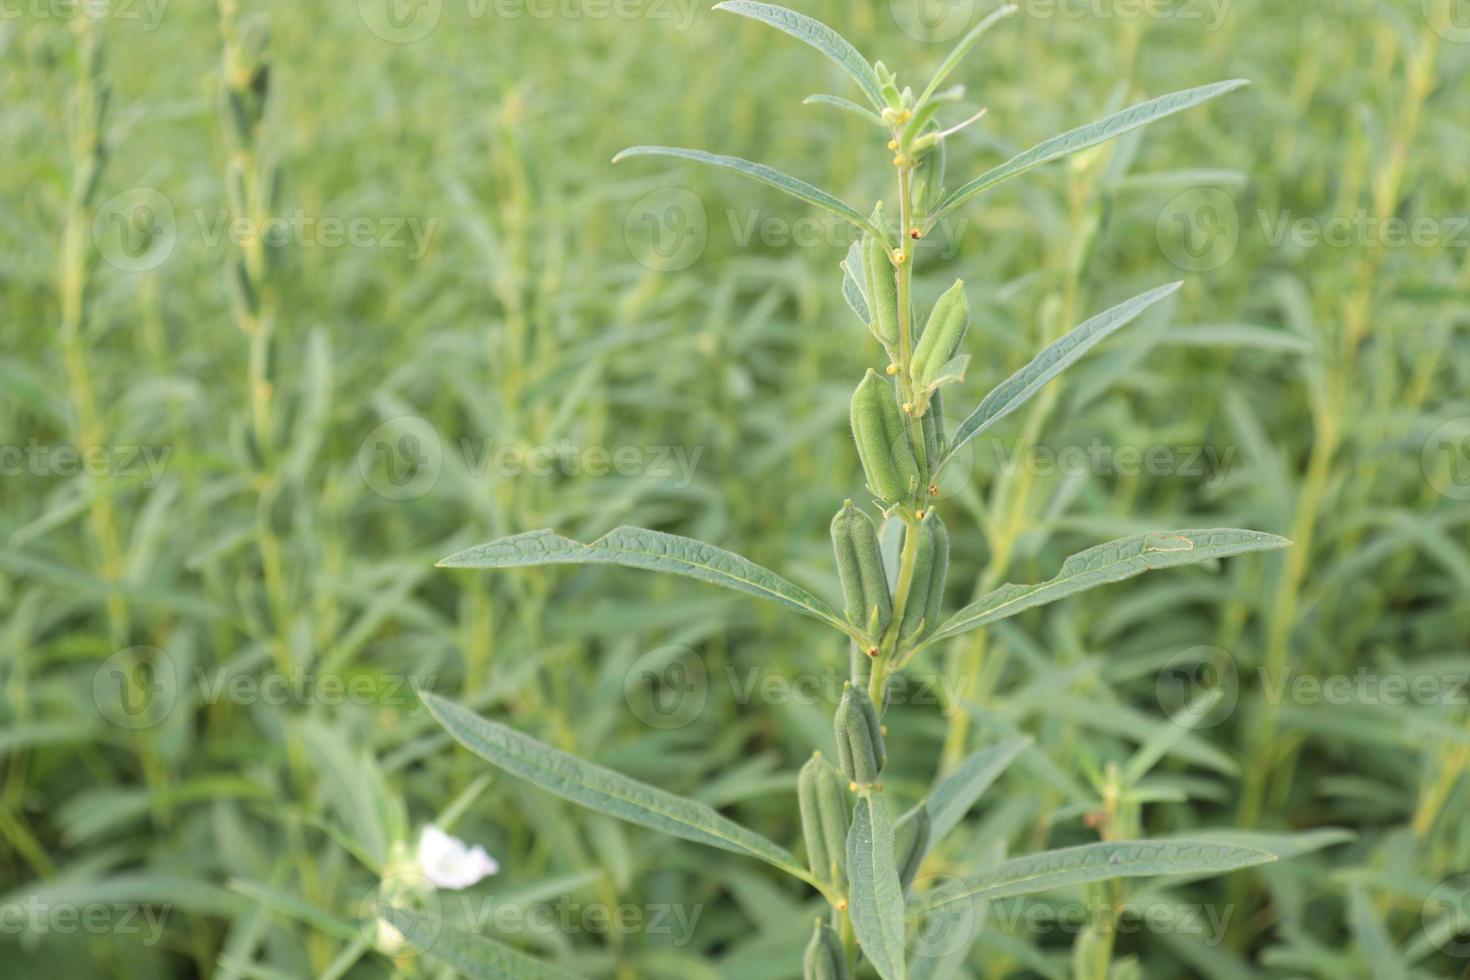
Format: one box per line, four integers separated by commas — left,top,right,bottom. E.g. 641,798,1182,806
922,529,1290,647
612,146,883,241
925,736,1031,847
939,282,1182,470
421,693,814,885
927,79,1250,223
911,840,1276,917
714,0,885,109
841,240,871,326
805,93,885,127
383,908,586,980
440,526,857,640
847,794,908,980
916,5,1018,106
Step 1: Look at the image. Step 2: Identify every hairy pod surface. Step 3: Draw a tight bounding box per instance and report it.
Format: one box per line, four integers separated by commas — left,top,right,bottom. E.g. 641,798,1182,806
835,682,886,786
862,205,899,348
851,369,919,505
922,388,946,467
894,803,932,890
803,919,850,980
911,279,970,391
798,752,851,890
831,501,893,638
899,509,950,646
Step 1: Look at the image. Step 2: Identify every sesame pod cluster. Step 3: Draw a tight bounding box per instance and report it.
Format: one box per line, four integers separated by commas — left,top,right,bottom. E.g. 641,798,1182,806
835,682,886,787
894,804,932,890
911,279,970,393
851,370,919,505
831,501,892,639
862,205,899,349
898,510,949,647
798,752,850,890
804,919,850,980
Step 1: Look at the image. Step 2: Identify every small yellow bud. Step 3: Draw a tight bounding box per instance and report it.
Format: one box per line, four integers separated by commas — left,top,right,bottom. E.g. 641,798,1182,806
849,781,859,792
910,228,922,240
866,646,879,658
879,725,889,736
885,363,898,376
902,403,913,414
837,900,849,912
887,139,898,150
892,155,907,168
928,483,939,496
892,250,906,265
896,109,911,124
915,508,927,519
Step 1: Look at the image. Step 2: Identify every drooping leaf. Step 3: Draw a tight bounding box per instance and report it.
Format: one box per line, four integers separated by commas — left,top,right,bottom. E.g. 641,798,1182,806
912,840,1275,916
383,908,586,980
928,79,1250,223
440,526,855,639
925,736,1032,847
916,5,1018,106
420,693,811,884
714,1,884,109
805,93,885,126
847,794,908,980
940,282,1182,469
611,146,883,241
922,529,1290,647
842,240,872,326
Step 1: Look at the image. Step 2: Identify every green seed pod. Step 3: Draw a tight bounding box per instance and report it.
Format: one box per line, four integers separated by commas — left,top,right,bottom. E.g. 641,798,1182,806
862,206,899,349
834,682,886,787
803,919,850,980
851,370,919,505
911,280,969,392
798,752,850,889
894,804,932,890
831,501,892,638
921,389,946,469
898,510,950,647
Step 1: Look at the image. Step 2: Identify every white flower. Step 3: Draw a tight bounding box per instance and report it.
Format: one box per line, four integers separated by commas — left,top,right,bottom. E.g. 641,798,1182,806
415,824,499,890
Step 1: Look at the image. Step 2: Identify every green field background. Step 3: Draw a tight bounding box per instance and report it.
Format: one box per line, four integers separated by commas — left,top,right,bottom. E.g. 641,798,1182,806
3,0,1469,976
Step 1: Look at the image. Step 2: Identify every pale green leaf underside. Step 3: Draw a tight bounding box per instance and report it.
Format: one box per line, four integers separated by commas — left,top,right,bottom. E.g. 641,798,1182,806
612,146,883,241
941,281,1182,470
422,693,804,878
841,240,871,326
805,93,885,126
715,0,885,109
924,529,1290,646
925,736,1032,847
847,795,908,980
440,526,853,638
384,908,586,980
912,839,1276,916
928,79,1250,223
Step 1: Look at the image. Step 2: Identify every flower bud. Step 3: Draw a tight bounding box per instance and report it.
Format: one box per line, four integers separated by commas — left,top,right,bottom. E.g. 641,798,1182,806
835,682,886,787
898,510,949,647
798,752,850,890
862,207,899,349
894,803,932,890
911,280,969,392
804,919,850,980
832,501,893,638
851,370,920,505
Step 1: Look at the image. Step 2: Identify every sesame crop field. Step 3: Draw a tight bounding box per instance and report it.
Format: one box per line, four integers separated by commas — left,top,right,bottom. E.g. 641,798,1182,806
3,0,1470,977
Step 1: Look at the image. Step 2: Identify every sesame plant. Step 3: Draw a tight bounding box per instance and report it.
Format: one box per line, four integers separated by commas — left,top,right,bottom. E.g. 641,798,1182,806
398,5,1299,977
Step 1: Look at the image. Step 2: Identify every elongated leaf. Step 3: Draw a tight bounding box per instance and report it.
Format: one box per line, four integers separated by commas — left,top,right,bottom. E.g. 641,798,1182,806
714,1,884,109
917,5,1018,105
612,146,883,241
847,794,908,980
924,529,1290,646
384,908,585,980
925,736,1031,847
421,693,808,881
805,93,885,126
440,526,855,638
913,840,1275,916
842,240,871,325
941,282,1182,469
928,79,1250,223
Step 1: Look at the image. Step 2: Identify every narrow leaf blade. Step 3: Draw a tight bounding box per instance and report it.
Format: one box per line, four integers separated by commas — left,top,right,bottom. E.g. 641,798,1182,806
422,693,804,878
383,908,586,980
926,529,1290,645
925,736,1032,846
917,5,1018,105
913,840,1276,917
805,93,885,126
929,79,1250,222
715,0,884,109
440,526,853,637
847,794,908,980
942,282,1182,467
